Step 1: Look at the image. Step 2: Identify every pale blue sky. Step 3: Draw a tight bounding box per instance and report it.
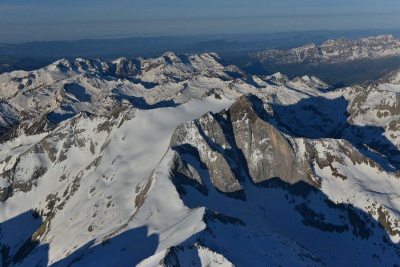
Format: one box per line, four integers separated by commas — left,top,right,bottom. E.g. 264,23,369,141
1,0,399,43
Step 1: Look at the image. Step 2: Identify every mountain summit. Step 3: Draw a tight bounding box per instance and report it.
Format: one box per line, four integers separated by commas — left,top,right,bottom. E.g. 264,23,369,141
0,52,400,266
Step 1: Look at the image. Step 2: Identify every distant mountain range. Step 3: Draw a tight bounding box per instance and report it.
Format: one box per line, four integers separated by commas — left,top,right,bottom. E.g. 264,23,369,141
0,29,399,67
228,35,400,87
1,50,400,266
1,32,400,87
254,35,400,64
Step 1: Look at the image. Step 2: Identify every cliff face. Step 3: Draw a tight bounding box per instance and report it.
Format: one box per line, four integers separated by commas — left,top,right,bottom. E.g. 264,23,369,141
163,94,400,266
1,51,400,266
170,95,317,200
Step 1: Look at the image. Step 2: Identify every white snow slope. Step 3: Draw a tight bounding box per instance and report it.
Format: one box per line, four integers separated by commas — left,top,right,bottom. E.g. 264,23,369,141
0,52,399,266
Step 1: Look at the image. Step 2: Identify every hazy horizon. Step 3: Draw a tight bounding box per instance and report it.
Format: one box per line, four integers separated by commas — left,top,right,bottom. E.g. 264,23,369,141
1,1,400,43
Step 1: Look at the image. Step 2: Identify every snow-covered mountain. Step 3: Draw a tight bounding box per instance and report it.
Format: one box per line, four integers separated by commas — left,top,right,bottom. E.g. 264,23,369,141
0,52,246,138
0,52,400,266
255,35,400,65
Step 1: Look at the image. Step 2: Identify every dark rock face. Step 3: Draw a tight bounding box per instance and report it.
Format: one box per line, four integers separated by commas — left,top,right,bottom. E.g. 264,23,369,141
169,93,394,197
170,112,245,199
2,50,400,266
115,58,139,77
229,95,315,186
170,95,319,200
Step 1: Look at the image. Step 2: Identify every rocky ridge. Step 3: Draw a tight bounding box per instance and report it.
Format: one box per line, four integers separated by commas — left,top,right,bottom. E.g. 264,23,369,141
256,35,400,65
0,53,400,266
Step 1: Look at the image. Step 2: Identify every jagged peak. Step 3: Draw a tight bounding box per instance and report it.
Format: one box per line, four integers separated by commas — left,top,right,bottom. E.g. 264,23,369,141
204,52,221,59
162,51,179,58
292,43,317,51
75,57,87,62
190,52,222,63
268,72,288,80
72,58,99,71
3,44,400,267
376,68,400,85
322,35,398,47
230,94,266,118
301,75,312,81
259,34,400,66
263,72,289,85
321,39,335,46
112,57,130,64
289,75,330,90
52,58,71,65
336,36,347,42
299,75,330,89
46,58,73,71
364,34,395,41
162,51,184,64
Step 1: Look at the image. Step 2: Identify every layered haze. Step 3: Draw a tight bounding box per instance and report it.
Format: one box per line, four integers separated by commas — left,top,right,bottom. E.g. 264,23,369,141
0,1,399,43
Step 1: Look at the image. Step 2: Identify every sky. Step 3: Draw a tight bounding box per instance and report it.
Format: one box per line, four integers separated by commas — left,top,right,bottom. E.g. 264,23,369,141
1,0,400,43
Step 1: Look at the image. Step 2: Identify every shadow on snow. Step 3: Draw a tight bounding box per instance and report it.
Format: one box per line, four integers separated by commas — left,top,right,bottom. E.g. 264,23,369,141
267,95,400,171
0,211,158,267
